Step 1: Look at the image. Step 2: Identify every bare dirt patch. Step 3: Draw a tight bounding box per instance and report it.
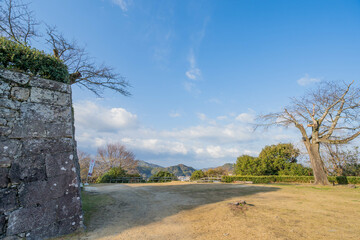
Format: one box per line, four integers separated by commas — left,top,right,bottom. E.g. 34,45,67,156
54,182,360,240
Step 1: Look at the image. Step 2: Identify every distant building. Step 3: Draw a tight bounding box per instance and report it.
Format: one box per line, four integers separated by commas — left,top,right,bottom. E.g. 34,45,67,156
178,176,190,181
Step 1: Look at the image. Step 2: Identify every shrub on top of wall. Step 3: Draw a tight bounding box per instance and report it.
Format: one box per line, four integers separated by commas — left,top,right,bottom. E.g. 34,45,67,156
221,175,360,184
0,37,69,83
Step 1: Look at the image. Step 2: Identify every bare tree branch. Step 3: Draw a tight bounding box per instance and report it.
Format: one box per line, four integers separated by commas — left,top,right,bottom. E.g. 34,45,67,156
45,26,131,97
0,0,39,45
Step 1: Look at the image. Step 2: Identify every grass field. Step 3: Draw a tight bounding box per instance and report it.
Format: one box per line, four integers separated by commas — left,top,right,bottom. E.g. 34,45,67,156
54,182,360,240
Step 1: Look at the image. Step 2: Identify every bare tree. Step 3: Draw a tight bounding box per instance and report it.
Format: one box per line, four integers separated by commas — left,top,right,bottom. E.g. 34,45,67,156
259,81,360,185
0,0,131,97
322,144,359,176
96,143,138,175
78,150,94,182
0,0,38,45
45,27,131,96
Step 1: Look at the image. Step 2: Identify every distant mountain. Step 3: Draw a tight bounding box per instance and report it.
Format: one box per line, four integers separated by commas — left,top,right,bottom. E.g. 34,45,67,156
135,161,196,178
136,160,163,168
164,164,196,177
202,163,235,174
222,163,235,173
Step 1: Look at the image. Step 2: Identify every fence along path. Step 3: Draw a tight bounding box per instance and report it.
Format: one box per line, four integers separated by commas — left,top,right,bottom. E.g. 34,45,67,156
108,177,176,183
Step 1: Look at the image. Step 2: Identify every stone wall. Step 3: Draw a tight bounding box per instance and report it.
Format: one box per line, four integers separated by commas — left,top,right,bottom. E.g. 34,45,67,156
0,70,83,239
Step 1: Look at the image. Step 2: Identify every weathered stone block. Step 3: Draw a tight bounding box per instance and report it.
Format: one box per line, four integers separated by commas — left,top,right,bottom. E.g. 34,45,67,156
57,216,81,236
22,138,73,155
26,222,59,240
9,154,46,183
0,189,17,212
10,120,72,139
0,214,6,235
0,99,19,110
0,157,12,168
2,236,22,240
46,152,75,178
0,168,9,188
0,69,30,85
0,118,6,126
30,87,70,106
20,102,71,123
56,195,82,220
10,87,30,101
9,120,47,138
7,202,57,235
0,139,21,157
18,174,78,208
29,77,70,94
26,215,81,240
0,126,12,136
0,80,11,97
18,181,51,207
46,122,73,138
48,174,79,198
0,108,19,120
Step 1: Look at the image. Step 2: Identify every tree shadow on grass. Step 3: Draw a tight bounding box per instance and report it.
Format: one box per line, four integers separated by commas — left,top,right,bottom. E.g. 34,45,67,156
77,183,280,239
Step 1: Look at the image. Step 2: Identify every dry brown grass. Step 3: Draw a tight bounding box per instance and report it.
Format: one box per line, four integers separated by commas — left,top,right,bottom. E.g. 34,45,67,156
57,182,360,240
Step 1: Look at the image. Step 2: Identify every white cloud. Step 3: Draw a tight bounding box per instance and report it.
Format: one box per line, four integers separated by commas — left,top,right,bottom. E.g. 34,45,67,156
185,49,201,80
217,115,227,120
74,101,138,132
120,138,188,155
297,74,321,86
235,113,255,123
112,0,132,12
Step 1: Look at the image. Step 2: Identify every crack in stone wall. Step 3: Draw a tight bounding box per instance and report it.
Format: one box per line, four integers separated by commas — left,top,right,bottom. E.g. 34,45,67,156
0,69,83,240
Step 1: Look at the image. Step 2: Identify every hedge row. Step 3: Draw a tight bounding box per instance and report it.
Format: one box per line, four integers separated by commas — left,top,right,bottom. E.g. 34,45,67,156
221,175,360,184
0,37,69,83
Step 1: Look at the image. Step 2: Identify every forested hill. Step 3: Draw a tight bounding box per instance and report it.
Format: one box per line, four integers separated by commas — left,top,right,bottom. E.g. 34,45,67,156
221,163,235,173
202,163,235,173
164,164,196,177
135,161,196,177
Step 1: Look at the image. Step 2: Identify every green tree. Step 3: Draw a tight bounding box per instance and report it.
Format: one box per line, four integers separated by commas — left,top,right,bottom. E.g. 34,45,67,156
258,143,300,175
235,155,266,175
96,166,140,183
149,171,176,182
190,170,205,181
235,144,311,176
278,163,313,176
96,166,127,183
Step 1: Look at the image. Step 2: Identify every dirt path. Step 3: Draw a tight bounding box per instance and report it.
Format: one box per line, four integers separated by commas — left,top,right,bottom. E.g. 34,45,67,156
60,182,360,240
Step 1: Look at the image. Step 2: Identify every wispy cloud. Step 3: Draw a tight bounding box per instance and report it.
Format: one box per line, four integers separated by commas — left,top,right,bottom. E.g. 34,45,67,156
169,112,181,118
217,115,227,121
185,49,201,80
236,113,255,123
112,0,132,12
183,81,201,95
197,113,207,121
207,98,221,104
297,74,321,86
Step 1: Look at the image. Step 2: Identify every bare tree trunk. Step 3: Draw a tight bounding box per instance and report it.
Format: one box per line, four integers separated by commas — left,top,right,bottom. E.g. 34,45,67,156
305,142,330,185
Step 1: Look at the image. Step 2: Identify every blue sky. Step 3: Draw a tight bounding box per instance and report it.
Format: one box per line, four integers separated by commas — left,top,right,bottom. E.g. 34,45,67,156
32,0,360,168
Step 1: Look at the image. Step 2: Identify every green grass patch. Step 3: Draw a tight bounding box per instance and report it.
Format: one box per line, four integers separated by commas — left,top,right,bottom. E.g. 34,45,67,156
81,190,115,225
